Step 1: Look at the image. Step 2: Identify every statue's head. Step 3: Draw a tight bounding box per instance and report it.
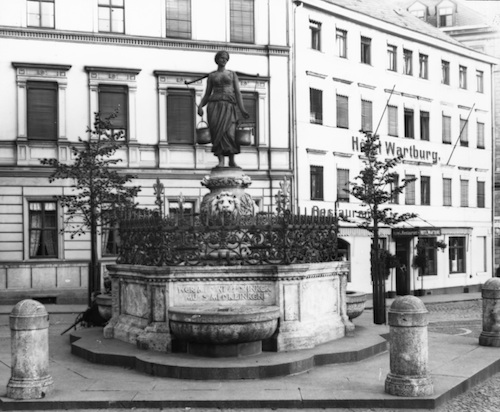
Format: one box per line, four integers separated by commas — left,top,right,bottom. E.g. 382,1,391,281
215,50,230,64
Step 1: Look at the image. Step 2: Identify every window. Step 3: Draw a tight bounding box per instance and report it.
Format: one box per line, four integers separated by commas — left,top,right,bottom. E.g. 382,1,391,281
27,0,54,28
360,36,371,64
29,201,57,258
98,85,128,138
420,111,429,141
236,91,258,145
449,237,466,273
388,105,398,136
442,60,450,85
419,54,428,79
477,122,485,149
98,0,125,33
421,176,430,205
166,0,191,39
168,199,195,220
230,0,254,43
336,29,347,58
477,181,485,208
310,166,324,200
102,223,120,256
477,236,487,272
361,100,372,132
477,70,484,93
460,179,469,207
442,115,451,144
403,50,413,75
390,173,399,204
387,45,397,71
27,81,58,141
336,95,348,128
310,20,321,51
459,118,468,147
438,6,453,27
337,169,349,202
443,178,452,206
459,66,467,89
405,174,416,205
404,108,414,138
418,237,438,275
310,88,323,124
410,8,426,20
167,88,195,144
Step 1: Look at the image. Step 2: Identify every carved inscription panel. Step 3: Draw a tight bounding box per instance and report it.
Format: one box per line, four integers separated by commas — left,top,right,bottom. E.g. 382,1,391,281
173,282,276,306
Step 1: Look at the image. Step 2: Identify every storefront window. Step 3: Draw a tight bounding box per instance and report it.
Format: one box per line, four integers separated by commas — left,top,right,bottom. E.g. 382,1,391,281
449,236,466,273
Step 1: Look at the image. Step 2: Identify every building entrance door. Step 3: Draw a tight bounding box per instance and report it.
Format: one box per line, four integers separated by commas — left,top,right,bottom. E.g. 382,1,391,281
395,238,411,295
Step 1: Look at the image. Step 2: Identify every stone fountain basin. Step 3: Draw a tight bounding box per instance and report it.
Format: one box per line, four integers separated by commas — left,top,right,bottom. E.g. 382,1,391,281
168,305,280,345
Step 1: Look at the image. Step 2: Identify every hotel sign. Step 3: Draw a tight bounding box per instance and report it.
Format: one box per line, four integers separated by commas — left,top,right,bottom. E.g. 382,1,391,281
392,228,441,237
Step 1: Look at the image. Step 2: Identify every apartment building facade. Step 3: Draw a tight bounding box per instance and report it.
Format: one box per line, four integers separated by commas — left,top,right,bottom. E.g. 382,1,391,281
292,0,496,295
0,0,291,303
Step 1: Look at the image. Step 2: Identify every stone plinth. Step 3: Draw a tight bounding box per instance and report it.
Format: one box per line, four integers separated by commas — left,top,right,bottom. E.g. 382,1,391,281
104,261,350,353
479,278,500,347
385,296,433,397
7,299,53,400
169,305,279,357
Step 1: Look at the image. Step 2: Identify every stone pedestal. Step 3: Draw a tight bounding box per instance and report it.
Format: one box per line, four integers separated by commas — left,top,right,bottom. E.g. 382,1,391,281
7,299,53,400
385,296,433,397
479,278,500,347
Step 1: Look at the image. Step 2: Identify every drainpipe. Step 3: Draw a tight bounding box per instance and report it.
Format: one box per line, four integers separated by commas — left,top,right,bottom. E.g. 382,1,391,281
491,62,496,278
267,0,273,209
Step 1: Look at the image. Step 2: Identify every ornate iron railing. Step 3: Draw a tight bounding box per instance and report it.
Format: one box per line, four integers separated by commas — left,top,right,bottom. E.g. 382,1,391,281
116,208,339,266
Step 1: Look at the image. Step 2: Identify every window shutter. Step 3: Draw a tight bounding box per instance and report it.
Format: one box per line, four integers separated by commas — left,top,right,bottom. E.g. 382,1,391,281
405,175,415,205
388,106,398,136
443,178,452,206
27,81,58,141
477,122,485,148
477,181,485,208
442,115,451,143
460,179,469,207
167,88,194,144
230,0,254,43
337,95,348,128
420,111,430,141
361,100,372,132
98,85,128,129
337,169,349,202
166,0,191,38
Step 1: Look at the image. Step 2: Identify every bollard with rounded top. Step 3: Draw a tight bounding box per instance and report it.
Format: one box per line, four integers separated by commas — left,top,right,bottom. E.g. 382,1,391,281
385,295,433,397
479,278,500,346
6,299,53,400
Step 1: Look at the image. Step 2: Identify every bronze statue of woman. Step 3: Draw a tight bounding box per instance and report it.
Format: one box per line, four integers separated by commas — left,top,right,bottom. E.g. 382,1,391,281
198,50,249,168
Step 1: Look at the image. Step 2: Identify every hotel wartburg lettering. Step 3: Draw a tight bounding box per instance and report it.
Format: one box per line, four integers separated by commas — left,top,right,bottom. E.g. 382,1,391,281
352,136,439,164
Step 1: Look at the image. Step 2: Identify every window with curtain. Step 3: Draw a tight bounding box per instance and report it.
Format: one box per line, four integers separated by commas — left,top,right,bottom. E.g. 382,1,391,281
336,29,347,58
388,105,398,136
404,108,414,138
230,0,254,43
420,176,430,205
449,236,466,273
236,91,258,145
477,122,485,149
476,70,484,93
167,88,195,144
460,179,469,207
27,0,54,27
389,173,399,204
477,181,485,208
420,111,430,141
442,114,451,144
443,178,452,206
337,169,349,202
403,49,413,75
336,95,349,128
361,100,372,132
459,118,468,147
310,88,323,124
166,0,191,39
310,20,321,50
405,174,416,205
27,81,58,141
419,54,428,79
98,0,125,33
102,222,120,256
29,201,57,258
360,36,371,64
459,66,467,89
98,84,128,139
442,60,450,85
310,166,324,200
387,45,397,71
419,237,438,275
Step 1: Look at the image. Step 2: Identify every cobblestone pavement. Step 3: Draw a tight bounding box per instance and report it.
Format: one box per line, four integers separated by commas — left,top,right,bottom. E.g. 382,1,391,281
1,299,498,411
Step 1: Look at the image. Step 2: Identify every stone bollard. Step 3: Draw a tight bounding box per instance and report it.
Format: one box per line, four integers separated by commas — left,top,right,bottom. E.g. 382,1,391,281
6,299,53,399
385,295,433,397
479,277,500,347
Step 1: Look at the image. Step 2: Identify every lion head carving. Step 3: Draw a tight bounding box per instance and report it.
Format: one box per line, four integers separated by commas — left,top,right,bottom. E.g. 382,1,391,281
211,191,241,218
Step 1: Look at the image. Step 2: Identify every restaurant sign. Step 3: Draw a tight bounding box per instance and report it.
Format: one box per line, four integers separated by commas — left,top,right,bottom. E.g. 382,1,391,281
392,228,441,237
